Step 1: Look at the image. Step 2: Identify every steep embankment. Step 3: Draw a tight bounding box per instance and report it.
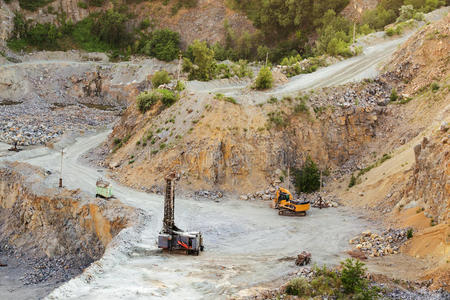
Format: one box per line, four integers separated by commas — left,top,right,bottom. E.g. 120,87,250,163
0,161,139,298
333,14,449,290
102,77,398,194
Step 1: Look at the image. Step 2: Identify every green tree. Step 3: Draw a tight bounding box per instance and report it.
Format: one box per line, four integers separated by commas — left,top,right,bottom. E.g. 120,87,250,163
340,259,367,294
182,40,216,81
254,66,273,90
143,29,180,61
92,9,131,47
293,156,320,193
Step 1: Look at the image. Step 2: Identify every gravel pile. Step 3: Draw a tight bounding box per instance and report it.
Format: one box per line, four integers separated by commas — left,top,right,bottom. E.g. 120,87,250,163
349,228,411,257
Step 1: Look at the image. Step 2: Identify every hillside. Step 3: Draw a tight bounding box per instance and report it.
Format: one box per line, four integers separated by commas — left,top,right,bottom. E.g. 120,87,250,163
332,14,449,290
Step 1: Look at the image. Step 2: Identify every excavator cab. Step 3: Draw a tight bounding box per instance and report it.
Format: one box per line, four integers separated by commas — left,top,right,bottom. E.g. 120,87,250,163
273,187,310,216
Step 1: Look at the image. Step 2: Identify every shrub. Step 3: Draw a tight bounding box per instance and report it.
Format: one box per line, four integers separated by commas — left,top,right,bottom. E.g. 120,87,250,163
407,228,413,239
390,88,398,101
152,70,171,88
348,174,357,188
157,88,177,106
255,66,273,90
294,99,309,114
293,156,320,194
175,80,186,91
285,278,313,296
143,29,180,61
431,82,439,92
183,40,216,81
340,259,367,294
136,91,159,113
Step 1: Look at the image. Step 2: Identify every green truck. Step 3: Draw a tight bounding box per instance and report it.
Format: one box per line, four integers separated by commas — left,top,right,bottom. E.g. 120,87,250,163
96,179,113,199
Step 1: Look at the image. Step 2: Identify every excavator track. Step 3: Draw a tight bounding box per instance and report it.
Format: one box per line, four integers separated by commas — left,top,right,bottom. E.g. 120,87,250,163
278,209,307,217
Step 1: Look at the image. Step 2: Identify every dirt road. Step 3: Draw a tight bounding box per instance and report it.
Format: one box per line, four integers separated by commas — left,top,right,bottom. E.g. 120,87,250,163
1,131,371,299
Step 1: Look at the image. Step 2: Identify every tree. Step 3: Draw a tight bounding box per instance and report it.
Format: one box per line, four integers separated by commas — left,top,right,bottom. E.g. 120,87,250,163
293,156,320,194
182,40,216,81
92,10,130,47
143,29,180,62
254,66,273,90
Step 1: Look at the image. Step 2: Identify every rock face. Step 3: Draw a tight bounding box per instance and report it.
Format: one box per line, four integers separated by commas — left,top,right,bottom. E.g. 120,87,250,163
106,80,391,193
384,14,450,95
0,162,137,262
400,128,449,225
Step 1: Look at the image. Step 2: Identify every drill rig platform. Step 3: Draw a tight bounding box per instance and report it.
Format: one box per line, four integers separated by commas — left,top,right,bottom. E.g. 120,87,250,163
158,172,204,255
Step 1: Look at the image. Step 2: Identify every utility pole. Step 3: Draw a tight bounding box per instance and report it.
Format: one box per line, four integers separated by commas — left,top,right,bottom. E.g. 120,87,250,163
59,148,64,188
353,22,356,45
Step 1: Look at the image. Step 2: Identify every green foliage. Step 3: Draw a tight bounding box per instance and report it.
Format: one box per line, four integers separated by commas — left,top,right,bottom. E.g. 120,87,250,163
18,0,54,11
407,228,413,239
78,2,88,9
348,174,357,188
315,9,354,57
431,82,440,92
293,156,320,194
362,6,397,30
255,66,273,90
142,29,180,61
152,70,171,88
267,111,287,128
285,278,313,296
390,88,399,101
183,40,216,81
175,80,186,91
294,98,309,114
157,88,177,106
137,91,159,113
285,260,378,298
92,10,131,48
136,88,177,113
340,259,367,294
215,93,238,104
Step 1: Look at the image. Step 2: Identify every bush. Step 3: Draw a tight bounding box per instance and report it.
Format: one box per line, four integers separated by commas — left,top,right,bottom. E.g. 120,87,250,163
348,174,357,188
293,156,320,194
390,88,398,101
175,80,186,91
340,259,368,294
285,278,313,296
136,88,177,113
255,66,273,90
143,29,180,62
431,82,440,92
157,88,177,106
183,40,216,81
152,70,171,88
136,91,159,113
407,228,413,239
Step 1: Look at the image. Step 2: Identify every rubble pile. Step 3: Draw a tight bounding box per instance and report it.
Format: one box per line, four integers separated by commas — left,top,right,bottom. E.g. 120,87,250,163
306,193,340,208
349,228,411,257
0,101,118,145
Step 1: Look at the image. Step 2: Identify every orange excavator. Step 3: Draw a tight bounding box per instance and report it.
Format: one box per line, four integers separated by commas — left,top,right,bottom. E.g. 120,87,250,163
273,187,310,216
